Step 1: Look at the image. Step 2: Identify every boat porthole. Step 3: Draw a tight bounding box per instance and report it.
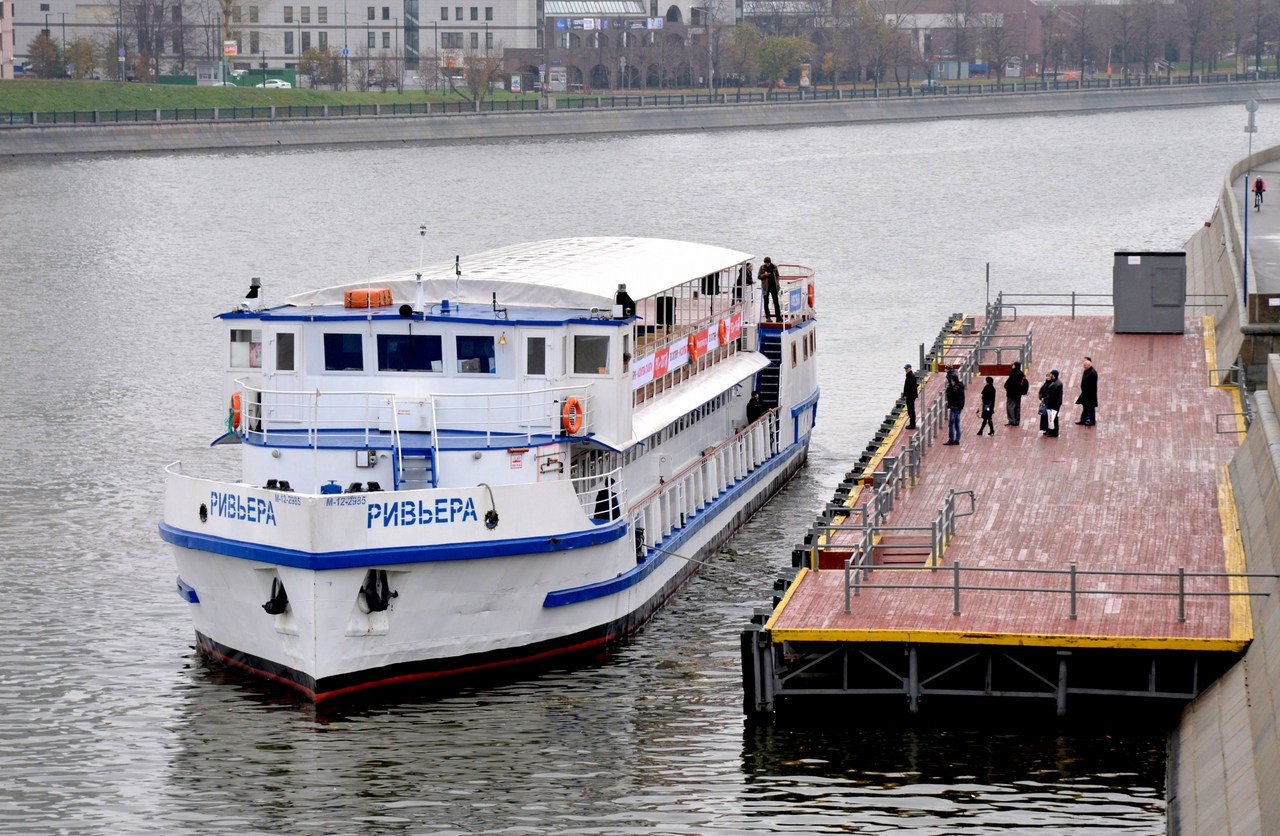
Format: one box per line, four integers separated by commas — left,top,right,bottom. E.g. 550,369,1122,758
199,503,208,523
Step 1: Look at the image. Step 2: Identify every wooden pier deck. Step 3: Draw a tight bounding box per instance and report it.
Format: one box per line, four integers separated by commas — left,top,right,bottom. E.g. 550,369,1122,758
744,311,1253,716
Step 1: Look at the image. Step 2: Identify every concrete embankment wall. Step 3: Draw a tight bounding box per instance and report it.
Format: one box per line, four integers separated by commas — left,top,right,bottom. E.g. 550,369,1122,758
1170,152,1280,833
5,82,1280,157
1168,370,1280,835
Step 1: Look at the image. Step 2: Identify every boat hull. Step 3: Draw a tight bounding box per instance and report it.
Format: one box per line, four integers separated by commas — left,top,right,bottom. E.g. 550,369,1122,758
172,439,809,703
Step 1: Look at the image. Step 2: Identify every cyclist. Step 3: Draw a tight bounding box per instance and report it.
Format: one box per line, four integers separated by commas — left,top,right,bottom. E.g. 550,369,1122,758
1255,176,1267,209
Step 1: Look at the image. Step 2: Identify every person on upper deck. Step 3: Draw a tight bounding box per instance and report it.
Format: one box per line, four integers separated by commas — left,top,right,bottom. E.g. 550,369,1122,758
746,390,767,424
758,257,782,323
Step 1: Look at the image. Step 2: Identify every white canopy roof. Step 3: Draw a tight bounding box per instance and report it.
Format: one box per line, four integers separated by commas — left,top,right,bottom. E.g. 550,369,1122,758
602,352,770,451
284,237,753,312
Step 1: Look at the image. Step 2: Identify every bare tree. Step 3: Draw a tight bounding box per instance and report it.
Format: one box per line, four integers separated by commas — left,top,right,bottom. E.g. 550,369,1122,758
123,0,174,80
458,43,504,103
1182,0,1219,75
1109,4,1137,78
978,12,1015,82
944,0,979,74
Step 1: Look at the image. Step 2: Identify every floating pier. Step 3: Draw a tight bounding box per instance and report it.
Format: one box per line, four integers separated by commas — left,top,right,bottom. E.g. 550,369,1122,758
743,292,1273,717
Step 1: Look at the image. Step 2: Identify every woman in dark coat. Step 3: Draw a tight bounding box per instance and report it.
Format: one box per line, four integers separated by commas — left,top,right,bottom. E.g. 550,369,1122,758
978,377,996,435
1039,370,1064,437
1075,357,1098,426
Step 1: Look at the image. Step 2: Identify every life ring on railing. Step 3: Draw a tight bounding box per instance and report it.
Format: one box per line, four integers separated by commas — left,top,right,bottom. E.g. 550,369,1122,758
688,334,698,361
561,397,584,434
718,319,727,345
807,282,815,309
230,392,242,430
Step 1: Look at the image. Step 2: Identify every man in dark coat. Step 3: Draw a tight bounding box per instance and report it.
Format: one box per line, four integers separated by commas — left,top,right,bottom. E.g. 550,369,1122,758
944,371,965,444
902,364,919,429
1040,369,1064,437
1003,361,1027,426
1075,356,1098,426
746,390,767,424
758,257,781,322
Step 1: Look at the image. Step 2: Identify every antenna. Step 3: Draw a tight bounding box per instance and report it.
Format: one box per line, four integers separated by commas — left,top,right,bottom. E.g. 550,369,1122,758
418,224,427,270
454,254,462,297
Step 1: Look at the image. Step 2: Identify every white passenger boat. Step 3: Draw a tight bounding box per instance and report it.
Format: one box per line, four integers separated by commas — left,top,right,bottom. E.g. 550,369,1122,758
161,237,819,702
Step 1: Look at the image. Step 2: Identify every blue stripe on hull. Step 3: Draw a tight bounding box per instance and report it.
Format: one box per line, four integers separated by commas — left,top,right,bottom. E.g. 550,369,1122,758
543,439,808,607
159,517,629,570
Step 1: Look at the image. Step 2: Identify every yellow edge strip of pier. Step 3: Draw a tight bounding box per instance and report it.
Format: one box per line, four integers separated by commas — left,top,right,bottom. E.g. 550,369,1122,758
766,626,1249,653
1218,465,1253,642
763,567,809,632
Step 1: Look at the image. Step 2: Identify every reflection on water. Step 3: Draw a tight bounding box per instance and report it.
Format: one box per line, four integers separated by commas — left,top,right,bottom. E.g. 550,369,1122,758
0,106,1243,833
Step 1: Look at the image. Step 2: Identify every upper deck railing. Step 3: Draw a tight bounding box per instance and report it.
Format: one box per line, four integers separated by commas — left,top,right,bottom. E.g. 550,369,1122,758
235,380,595,449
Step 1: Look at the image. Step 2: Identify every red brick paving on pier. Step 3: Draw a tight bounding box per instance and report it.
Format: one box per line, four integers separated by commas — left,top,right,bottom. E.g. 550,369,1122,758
769,315,1249,650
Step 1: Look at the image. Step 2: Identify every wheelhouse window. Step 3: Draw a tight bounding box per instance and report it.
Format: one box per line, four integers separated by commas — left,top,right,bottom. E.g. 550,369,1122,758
573,335,609,374
230,329,262,368
324,333,365,370
276,333,295,371
377,333,442,372
456,335,495,374
526,336,547,376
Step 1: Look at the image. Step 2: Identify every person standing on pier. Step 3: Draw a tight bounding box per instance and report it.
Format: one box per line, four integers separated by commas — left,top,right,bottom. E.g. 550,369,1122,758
978,377,996,435
1075,357,1098,426
944,371,965,445
1004,361,1027,426
758,257,782,323
902,364,918,430
1039,370,1064,437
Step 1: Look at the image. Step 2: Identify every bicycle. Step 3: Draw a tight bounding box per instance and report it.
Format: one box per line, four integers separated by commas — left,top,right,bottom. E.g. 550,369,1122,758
1256,188,1265,211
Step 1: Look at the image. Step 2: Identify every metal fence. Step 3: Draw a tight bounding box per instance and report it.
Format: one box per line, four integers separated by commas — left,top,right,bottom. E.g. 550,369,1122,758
4,71,1276,127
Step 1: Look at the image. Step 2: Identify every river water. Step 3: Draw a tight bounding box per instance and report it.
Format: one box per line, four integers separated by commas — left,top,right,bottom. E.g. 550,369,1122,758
0,105,1248,833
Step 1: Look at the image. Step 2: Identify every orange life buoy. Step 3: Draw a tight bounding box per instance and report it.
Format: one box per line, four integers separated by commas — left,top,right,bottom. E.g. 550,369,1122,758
688,334,698,361
718,319,727,344
230,392,242,430
807,282,815,308
561,397,584,434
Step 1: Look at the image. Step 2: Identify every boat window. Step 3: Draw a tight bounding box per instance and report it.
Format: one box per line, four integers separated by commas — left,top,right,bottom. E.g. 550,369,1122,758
377,333,443,372
573,335,609,374
323,333,365,371
230,329,262,369
276,333,295,371
526,336,547,376
456,335,496,374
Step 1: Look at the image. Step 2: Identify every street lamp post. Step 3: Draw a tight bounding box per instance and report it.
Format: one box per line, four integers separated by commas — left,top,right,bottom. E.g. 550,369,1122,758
1245,99,1260,303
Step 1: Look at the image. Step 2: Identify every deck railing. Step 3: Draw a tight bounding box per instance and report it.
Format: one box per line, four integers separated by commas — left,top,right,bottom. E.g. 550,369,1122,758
843,563,1280,625
236,381,595,447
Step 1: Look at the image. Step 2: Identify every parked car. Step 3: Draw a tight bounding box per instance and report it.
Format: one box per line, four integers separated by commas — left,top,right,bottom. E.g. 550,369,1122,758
256,79,292,88
920,79,942,92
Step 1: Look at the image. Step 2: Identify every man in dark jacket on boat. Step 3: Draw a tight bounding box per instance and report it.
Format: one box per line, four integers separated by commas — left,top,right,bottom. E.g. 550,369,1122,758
1004,361,1028,426
758,257,781,322
746,391,767,424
